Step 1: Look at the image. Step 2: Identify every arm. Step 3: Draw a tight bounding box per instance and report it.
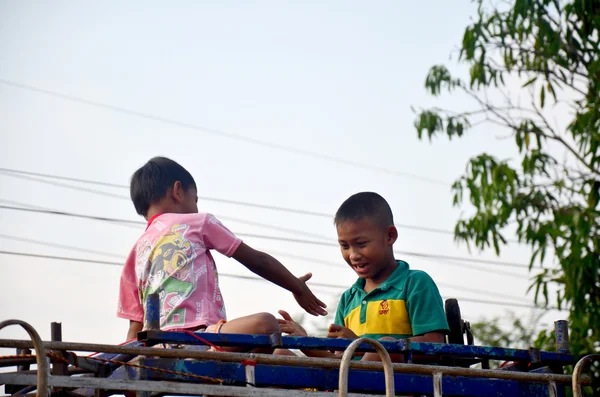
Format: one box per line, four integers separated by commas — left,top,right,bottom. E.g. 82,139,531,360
405,331,446,363
233,243,327,316
118,250,145,342
126,320,143,342
410,331,445,343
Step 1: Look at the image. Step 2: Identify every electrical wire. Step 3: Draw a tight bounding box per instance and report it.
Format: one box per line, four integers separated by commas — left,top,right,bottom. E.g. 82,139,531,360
0,233,530,304
0,79,448,186
0,168,458,236
0,249,558,311
0,204,535,269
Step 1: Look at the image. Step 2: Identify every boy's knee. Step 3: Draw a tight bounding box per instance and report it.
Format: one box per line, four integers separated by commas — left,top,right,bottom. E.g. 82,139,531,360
248,312,279,334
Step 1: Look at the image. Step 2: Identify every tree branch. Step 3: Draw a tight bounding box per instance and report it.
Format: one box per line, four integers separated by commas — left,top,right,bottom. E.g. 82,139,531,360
531,102,600,176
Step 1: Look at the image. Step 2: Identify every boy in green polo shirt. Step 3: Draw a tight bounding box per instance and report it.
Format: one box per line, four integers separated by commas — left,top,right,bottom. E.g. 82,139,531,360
278,192,449,361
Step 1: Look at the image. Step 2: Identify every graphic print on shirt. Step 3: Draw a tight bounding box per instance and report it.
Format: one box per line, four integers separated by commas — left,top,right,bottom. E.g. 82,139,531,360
138,223,203,327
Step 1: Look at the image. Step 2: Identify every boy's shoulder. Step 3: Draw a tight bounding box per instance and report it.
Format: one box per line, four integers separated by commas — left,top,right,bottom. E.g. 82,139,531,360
145,212,215,232
384,261,440,296
392,260,436,283
404,267,443,301
406,268,434,282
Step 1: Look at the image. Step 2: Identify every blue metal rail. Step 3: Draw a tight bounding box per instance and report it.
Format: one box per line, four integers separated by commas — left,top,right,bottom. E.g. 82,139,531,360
138,330,573,365
134,357,559,396
0,313,588,397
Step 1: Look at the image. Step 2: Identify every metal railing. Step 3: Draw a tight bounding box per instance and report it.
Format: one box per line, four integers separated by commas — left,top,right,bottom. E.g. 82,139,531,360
0,319,595,397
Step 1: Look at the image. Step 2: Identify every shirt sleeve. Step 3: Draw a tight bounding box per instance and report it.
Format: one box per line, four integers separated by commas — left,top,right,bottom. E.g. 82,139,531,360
334,291,349,327
117,250,144,322
405,271,449,336
201,214,243,257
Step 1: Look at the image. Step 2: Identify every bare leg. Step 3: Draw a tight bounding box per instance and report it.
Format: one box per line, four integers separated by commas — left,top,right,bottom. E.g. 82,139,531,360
217,312,279,353
274,348,298,356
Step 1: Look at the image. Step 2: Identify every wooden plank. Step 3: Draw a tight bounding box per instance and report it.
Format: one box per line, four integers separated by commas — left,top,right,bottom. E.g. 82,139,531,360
0,373,376,397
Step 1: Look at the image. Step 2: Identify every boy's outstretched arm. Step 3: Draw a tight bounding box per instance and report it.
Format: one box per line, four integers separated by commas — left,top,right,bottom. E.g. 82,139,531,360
232,243,327,316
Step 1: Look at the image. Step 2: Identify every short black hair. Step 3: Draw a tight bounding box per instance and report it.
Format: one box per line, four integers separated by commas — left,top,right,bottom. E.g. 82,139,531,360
130,157,196,217
334,192,394,228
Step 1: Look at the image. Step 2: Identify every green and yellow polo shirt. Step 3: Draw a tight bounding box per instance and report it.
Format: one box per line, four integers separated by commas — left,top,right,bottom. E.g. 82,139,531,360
334,260,449,339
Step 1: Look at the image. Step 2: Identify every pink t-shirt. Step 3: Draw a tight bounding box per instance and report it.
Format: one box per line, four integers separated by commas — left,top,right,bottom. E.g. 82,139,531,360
117,212,242,331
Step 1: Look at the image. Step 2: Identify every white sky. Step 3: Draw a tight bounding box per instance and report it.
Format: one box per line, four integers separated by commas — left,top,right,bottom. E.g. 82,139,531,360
0,0,566,373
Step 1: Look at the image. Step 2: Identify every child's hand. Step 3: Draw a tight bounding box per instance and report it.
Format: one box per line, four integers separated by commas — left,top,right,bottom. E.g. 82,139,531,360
327,324,358,339
294,273,328,316
277,310,308,336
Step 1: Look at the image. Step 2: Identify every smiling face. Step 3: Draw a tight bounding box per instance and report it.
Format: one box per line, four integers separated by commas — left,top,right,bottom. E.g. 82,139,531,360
336,217,398,287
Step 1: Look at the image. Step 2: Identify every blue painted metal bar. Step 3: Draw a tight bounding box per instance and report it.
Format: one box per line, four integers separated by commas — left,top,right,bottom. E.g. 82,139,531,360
139,358,554,397
143,293,161,330
555,320,569,354
138,331,573,364
397,341,572,364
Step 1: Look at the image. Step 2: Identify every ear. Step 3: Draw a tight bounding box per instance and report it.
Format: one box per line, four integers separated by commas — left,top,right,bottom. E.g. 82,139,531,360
386,225,398,245
171,181,184,203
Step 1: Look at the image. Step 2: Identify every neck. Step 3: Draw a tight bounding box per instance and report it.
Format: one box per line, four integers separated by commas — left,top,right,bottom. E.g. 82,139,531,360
146,203,174,222
364,258,398,292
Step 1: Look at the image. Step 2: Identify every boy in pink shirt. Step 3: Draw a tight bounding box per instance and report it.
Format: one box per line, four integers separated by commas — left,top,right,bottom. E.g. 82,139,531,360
118,157,327,344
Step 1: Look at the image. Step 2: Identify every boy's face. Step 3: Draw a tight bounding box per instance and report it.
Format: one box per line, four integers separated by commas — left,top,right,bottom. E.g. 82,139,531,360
336,218,397,280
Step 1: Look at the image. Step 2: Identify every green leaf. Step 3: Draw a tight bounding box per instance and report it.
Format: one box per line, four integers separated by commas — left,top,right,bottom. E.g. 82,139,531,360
412,1,600,390
522,76,537,88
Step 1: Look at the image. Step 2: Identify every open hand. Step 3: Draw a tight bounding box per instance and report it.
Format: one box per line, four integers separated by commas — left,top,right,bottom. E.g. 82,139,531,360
293,273,327,316
327,324,358,339
277,310,308,336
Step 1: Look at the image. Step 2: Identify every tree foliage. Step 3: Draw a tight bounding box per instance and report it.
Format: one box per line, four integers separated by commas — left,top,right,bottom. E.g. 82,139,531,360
471,311,548,368
472,311,545,351
414,0,600,392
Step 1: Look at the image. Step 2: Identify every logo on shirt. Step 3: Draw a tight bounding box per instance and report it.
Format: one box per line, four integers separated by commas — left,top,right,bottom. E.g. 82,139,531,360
379,300,389,315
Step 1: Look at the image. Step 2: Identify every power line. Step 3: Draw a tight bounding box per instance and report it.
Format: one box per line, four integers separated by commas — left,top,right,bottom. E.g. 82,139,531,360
0,197,527,280
0,249,558,311
0,79,448,186
0,200,333,241
0,234,124,259
0,232,530,304
415,255,526,280
0,204,534,269
0,168,458,237
0,198,143,231
0,167,127,189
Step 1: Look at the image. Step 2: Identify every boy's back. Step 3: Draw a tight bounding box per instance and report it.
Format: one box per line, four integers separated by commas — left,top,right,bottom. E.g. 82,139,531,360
118,212,241,331
118,156,326,342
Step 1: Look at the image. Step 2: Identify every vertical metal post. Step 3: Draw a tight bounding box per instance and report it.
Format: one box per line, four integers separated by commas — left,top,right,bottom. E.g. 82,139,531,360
245,364,256,388
136,358,151,397
433,372,443,397
548,381,558,397
51,322,67,376
554,320,569,354
140,294,158,397
144,293,161,331
16,348,32,372
529,347,541,369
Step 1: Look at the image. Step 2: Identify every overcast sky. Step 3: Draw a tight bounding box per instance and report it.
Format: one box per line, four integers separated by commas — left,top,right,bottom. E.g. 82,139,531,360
0,1,565,374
